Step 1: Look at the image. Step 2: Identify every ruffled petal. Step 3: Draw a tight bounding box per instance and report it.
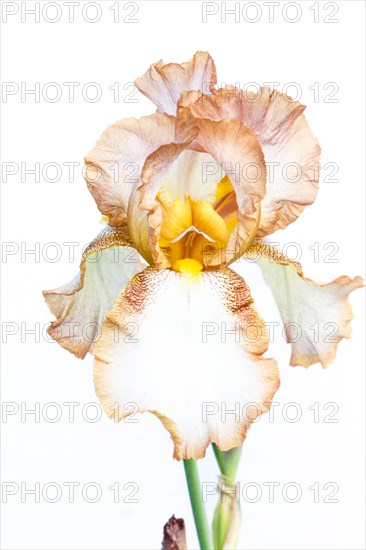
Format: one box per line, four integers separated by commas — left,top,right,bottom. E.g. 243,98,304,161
43,226,145,359
135,51,217,116
184,115,267,266
184,87,320,237
84,113,176,228
191,116,266,223
137,141,193,268
246,242,364,367
138,115,266,268
93,267,279,460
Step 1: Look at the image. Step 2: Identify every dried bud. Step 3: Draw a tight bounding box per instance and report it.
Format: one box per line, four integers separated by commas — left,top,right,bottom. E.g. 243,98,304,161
162,515,187,550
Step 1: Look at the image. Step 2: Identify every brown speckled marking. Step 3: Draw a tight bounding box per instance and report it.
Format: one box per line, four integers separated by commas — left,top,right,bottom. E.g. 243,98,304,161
205,267,269,356
245,241,303,273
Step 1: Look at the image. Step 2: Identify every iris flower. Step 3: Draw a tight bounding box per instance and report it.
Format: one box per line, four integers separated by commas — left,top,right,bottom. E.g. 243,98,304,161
44,51,362,463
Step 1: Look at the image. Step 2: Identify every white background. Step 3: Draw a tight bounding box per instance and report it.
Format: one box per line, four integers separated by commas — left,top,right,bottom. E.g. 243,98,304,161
1,1,365,549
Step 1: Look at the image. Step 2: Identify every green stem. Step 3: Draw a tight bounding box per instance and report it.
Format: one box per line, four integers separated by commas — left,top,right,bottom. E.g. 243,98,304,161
183,459,213,550
212,444,226,476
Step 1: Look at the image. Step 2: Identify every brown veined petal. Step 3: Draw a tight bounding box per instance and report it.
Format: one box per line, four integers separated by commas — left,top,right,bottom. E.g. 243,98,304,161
43,226,146,359
135,51,217,116
84,113,176,228
183,87,321,237
93,267,279,460
245,242,364,368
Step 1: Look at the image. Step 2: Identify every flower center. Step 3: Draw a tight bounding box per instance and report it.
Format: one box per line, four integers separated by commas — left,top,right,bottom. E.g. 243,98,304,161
158,176,238,270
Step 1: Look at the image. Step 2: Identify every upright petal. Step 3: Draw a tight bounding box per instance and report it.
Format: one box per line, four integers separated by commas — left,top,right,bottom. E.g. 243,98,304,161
138,115,266,268
245,242,364,367
43,226,145,359
84,113,176,228
135,141,193,268
93,267,279,460
135,51,217,115
191,116,266,224
184,87,320,237
186,116,267,265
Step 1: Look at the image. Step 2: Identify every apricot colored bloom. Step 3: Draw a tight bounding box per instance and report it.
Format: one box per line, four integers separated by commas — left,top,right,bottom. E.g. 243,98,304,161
44,52,363,460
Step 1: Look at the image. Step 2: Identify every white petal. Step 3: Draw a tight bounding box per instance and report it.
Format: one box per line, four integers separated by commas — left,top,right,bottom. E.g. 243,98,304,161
94,267,279,459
